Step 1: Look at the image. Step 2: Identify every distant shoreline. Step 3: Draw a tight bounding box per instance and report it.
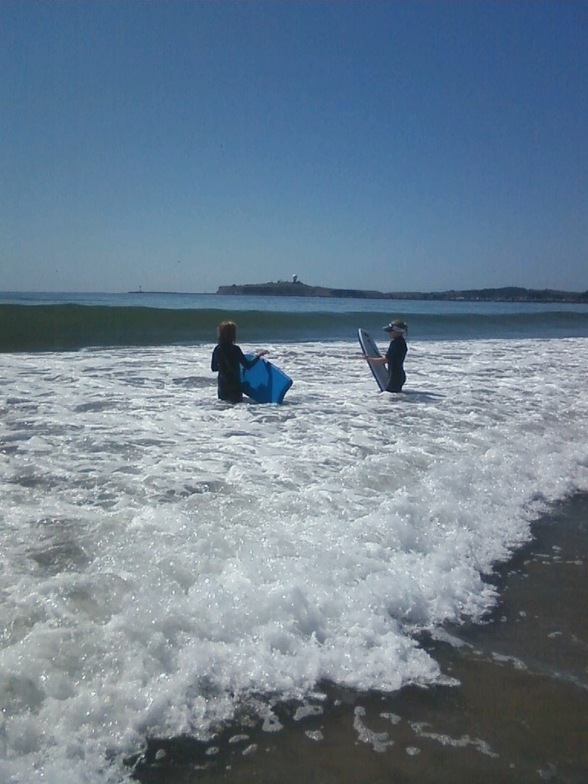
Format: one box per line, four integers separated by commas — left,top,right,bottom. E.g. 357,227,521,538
216,280,588,304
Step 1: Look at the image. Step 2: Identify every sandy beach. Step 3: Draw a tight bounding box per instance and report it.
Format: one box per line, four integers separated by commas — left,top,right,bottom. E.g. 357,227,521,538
131,493,588,784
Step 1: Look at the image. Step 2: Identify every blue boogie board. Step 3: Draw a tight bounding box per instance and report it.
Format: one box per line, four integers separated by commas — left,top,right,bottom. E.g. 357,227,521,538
240,355,293,404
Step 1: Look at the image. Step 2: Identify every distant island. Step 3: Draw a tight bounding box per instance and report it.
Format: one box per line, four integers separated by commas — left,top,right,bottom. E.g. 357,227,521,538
216,279,588,303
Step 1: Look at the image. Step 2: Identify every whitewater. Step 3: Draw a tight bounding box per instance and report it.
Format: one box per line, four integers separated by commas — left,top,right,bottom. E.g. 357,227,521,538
1,336,588,783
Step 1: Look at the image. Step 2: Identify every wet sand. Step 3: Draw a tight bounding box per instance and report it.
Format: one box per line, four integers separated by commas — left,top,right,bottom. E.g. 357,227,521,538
131,493,588,784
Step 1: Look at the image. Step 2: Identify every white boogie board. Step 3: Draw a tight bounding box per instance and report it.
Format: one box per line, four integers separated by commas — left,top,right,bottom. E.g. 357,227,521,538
358,328,389,392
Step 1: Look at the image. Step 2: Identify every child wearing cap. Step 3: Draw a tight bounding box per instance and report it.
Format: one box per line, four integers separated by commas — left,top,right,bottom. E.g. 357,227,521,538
366,319,408,392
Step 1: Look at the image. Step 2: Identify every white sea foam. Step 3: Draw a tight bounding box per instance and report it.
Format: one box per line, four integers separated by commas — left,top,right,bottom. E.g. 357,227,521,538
1,337,587,782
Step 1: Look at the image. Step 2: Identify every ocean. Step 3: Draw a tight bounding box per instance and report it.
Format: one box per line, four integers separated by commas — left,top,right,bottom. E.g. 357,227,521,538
3,291,588,351
1,292,587,784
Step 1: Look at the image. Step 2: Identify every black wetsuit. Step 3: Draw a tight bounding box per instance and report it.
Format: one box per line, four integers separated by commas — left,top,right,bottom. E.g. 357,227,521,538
211,343,260,403
385,335,407,392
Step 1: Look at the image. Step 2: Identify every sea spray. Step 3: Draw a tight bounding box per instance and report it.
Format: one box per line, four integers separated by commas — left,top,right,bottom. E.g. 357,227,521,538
0,336,587,782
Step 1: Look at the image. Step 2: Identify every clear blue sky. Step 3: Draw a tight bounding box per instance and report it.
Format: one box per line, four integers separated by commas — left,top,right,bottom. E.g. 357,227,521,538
2,1,587,294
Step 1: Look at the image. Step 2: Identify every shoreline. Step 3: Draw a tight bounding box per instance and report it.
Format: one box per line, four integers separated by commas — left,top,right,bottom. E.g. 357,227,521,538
131,493,588,784
2,288,588,305
215,282,588,304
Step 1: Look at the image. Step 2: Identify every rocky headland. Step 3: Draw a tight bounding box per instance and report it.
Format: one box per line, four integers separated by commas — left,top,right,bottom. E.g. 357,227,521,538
216,280,588,303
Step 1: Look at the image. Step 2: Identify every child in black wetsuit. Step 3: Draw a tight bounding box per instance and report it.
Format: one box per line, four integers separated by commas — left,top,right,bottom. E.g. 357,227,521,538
211,321,269,403
366,319,408,392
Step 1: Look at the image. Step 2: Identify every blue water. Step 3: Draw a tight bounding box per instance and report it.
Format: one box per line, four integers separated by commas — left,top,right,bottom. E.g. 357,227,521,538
3,289,588,315
2,291,588,352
